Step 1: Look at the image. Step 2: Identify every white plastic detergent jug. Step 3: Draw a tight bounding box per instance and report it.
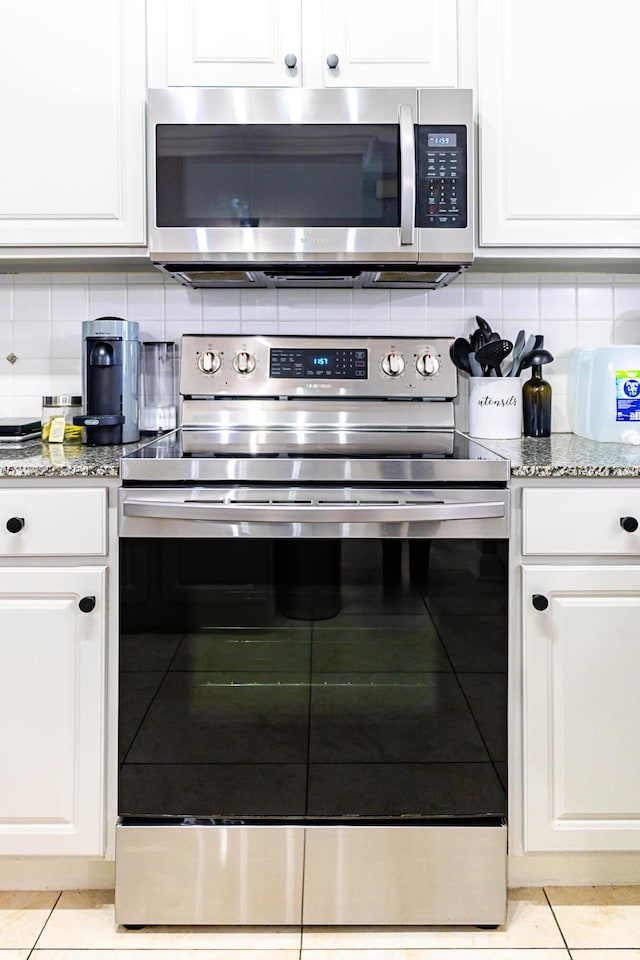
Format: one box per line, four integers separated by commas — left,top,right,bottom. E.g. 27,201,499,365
568,346,640,443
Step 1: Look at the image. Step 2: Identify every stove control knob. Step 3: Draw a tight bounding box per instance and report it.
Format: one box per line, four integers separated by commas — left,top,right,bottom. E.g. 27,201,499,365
381,352,405,377
197,351,221,374
233,351,256,375
416,353,440,377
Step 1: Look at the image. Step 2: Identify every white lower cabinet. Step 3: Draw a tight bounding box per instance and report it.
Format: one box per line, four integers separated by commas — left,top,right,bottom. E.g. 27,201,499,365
522,563,640,851
0,566,106,855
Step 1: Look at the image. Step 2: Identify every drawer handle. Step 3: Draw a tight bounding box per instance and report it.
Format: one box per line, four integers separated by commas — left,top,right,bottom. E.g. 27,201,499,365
78,596,96,614
6,517,25,534
620,516,639,533
532,594,549,611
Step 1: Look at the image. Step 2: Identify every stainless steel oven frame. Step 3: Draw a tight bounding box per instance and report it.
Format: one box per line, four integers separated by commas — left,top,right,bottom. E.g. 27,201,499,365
116,484,509,927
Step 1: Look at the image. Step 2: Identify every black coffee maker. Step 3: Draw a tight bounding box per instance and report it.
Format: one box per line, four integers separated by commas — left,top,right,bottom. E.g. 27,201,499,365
74,317,140,445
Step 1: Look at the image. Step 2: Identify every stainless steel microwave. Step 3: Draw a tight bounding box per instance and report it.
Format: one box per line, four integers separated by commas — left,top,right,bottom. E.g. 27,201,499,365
147,87,474,290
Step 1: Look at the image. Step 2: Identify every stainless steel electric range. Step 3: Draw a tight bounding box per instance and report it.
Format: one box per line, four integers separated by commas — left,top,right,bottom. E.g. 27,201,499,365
117,335,510,928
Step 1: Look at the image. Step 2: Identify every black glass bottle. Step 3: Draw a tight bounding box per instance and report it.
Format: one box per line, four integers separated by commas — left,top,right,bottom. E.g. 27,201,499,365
523,363,552,437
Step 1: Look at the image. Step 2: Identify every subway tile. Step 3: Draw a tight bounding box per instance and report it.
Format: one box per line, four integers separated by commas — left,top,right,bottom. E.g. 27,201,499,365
426,283,464,322
540,319,578,359
278,320,316,336
13,284,51,324
352,318,390,336
165,320,202,343
577,283,614,320
50,321,82,359
138,320,167,343
50,359,82,396
239,289,278,323
539,285,576,320
353,289,390,323
315,289,353,322
87,283,127,320
389,289,427,321
202,288,241,324
126,283,165,323
464,283,502,318
13,321,52,360
165,285,203,323
502,283,540,322
576,319,615,347
276,288,316,323
0,320,12,357
51,284,89,324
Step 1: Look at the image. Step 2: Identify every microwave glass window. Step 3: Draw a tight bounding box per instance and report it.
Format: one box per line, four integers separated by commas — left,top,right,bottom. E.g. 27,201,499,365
156,125,400,228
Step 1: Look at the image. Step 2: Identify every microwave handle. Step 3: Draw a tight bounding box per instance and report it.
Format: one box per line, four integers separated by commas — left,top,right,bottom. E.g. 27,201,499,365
398,104,416,246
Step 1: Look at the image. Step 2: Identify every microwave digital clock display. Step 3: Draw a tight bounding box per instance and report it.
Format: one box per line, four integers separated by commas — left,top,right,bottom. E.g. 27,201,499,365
270,348,368,379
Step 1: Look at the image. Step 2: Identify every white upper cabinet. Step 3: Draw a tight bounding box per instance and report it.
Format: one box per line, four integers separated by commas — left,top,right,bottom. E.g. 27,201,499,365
150,0,458,88
0,0,146,246
477,0,640,247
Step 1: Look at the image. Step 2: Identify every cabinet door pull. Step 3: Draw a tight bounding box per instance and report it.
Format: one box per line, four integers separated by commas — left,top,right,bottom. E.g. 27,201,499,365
6,517,25,534
326,53,339,68
284,53,297,68
620,516,639,533
532,594,549,611
79,596,96,613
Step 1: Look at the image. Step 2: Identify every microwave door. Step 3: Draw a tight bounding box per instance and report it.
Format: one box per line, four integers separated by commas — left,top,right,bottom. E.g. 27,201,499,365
148,87,420,264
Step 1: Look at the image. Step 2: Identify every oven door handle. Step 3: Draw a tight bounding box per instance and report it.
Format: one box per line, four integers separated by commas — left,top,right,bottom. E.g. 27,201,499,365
121,499,505,523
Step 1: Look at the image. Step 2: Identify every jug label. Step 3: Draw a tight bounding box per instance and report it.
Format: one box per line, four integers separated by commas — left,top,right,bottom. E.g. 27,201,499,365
616,369,640,421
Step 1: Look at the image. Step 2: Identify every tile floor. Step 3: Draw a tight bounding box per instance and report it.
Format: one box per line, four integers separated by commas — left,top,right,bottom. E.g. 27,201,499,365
2,886,640,959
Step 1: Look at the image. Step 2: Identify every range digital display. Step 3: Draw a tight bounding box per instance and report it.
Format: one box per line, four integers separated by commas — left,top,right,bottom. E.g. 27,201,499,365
270,348,368,379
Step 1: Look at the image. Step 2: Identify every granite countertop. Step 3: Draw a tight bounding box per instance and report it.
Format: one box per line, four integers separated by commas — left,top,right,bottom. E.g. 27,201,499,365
476,433,640,478
2,434,640,479
0,439,130,478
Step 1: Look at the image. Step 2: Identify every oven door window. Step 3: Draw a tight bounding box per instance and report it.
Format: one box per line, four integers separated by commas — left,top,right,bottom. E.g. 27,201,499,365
119,538,506,822
155,124,400,228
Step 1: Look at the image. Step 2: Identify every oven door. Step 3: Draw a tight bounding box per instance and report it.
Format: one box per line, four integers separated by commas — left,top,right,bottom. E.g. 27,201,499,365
117,484,507,924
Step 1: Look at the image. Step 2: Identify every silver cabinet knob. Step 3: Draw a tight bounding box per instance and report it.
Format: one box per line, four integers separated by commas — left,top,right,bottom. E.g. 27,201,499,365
326,53,339,69
284,53,297,69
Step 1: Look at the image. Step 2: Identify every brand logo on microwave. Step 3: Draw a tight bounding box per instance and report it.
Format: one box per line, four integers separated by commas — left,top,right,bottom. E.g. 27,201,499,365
299,237,328,244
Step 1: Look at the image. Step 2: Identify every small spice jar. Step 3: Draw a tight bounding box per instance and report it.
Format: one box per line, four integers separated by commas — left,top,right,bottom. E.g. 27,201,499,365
41,395,83,442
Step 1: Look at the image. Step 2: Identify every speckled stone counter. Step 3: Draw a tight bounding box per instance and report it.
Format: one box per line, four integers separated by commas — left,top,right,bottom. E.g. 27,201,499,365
476,433,640,478
0,439,133,478
2,433,640,479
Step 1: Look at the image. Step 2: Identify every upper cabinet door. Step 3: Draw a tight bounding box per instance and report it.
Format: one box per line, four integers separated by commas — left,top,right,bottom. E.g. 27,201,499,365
305,0,458,88
158,0,303,86
0,0,146,246
153,0,458,89
478,0,640,246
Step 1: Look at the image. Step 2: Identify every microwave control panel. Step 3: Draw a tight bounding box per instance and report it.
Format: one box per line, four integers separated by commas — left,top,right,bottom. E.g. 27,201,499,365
416,125,467,229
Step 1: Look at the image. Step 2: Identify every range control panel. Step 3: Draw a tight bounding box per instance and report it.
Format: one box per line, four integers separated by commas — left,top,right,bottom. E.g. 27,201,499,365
416,125,467,229
180,335,457,399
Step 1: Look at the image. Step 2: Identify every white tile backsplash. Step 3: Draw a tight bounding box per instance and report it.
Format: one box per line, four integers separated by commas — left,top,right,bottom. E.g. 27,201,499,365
1,269,640,427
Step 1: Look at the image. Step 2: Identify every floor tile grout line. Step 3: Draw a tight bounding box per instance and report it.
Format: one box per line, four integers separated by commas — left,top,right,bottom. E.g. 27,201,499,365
29,890,63,954
543,885,572,955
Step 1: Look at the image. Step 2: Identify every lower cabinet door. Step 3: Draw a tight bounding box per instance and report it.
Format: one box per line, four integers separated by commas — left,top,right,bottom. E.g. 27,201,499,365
523,564,640,851
0,566,106,855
